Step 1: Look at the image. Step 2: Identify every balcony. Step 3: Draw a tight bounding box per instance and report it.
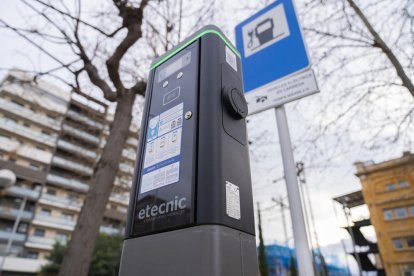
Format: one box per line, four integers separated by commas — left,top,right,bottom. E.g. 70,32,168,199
2,77,70,113
0,136,53,164
32,214,76,231
119,163,134,175
0,117,57,147
39,193,83,211
122,148,136,161
104,208,127,221
46,174,89,193
67,110,104,130
7,185,40,200
100,226,122,235
109,193,130,205
62,124,100,145
56,139,97,160
0,206,33,221
0,160,47,183
0,98,61,130
51,156,93,176
127,137,139,147
114,177,132,188
25,235,67,250
0,230,26,242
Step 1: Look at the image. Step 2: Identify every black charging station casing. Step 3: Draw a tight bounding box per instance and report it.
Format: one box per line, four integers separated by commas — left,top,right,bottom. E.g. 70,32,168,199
124,24,255,241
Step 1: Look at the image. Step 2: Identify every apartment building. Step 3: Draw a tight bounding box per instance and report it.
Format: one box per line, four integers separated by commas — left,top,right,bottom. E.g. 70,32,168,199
0,72,138,274
355,152,414,276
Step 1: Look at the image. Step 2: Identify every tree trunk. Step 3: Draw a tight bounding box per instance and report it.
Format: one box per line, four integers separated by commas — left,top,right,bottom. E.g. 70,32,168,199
59,91,136,276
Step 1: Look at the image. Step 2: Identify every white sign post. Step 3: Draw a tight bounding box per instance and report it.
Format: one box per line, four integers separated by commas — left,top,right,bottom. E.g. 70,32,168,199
236,1,318,275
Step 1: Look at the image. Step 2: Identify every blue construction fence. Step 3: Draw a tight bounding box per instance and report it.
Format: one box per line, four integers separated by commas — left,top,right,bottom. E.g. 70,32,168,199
261,244,348,276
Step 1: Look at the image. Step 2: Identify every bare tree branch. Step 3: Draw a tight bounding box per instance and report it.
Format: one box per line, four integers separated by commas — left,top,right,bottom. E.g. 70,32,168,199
346,0,414,98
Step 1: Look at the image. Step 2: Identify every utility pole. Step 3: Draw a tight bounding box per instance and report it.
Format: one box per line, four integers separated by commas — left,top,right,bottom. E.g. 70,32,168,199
272,196,292,276
296,162,327,276
272,197,289,248
0,170,18,276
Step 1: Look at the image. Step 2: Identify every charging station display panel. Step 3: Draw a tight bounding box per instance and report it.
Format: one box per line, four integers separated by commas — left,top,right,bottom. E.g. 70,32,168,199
132,42,199,236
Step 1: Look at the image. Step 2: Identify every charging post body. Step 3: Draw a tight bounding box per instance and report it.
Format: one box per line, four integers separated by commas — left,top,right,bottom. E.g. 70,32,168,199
119,26,258,276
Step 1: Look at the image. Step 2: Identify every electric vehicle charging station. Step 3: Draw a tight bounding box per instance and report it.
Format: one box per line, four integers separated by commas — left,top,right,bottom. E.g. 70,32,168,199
118,25,258,276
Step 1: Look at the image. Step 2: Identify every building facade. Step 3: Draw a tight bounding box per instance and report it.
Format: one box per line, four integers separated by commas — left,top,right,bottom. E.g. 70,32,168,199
355,152,414,276
0,72,138,274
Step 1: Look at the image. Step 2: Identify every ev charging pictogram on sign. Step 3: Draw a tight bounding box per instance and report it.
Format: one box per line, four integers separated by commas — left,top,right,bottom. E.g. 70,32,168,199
242,4,290,58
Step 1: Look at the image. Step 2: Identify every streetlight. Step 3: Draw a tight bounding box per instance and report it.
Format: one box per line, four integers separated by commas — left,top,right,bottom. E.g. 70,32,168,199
0,169,25,276
0,169,16,193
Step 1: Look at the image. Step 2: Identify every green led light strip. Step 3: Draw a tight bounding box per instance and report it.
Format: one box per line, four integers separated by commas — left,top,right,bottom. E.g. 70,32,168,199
151,29,241,70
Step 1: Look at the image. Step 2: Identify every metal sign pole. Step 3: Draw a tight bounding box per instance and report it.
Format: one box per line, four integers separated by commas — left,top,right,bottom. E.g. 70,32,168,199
274,105,315,276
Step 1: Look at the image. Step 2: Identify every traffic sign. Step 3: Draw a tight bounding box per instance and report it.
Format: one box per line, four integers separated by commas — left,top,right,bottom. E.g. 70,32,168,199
235,2,317,276
235,0,315,114
247,69,319,115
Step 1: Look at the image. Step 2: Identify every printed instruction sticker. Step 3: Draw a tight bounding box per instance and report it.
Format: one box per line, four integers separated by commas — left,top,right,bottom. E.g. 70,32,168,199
226,181,241,220
225,46,238,72
140,103,184,194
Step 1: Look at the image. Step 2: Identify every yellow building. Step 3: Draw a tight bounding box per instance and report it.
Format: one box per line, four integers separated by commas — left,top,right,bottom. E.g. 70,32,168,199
355,152,414,276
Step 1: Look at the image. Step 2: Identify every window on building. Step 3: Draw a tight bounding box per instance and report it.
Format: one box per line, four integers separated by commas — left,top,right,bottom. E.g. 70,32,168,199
393,238,404,250
4,115,17,123
409,206,414,217
383,209,393,221
11,99,25,107
17,222,28,234
396,207,408,219
33,184,42,192
399,181,409,188
40,208,51,217
47,113,57,120
403,270,414,276
67,194,78,201
36,145,46,151
406,237,414,249
9,157,16,163
46,188,56,196
29,163,40,171
56,232,69,244
27,251,39,259
61,212,73,221
34,228,45,237
23,122,30,128
385,183,396,191
41,130,51,136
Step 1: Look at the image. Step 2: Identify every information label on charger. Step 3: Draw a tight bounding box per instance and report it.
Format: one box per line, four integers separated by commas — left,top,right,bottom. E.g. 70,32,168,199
226,181,241,220
140,103,183,194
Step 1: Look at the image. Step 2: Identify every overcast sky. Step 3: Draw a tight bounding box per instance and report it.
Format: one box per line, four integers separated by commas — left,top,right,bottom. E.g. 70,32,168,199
1,0,413,272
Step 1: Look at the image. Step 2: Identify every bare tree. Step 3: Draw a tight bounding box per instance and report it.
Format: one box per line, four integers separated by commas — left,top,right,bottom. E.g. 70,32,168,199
290,0,414,165
0,0,216,274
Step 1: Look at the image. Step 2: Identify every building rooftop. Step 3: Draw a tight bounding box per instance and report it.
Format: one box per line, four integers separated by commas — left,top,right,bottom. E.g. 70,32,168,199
354,151,414,177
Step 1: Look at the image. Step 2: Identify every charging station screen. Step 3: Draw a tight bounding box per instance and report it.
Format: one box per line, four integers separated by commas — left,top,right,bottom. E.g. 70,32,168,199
157,52,191,83
132,42,199,236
